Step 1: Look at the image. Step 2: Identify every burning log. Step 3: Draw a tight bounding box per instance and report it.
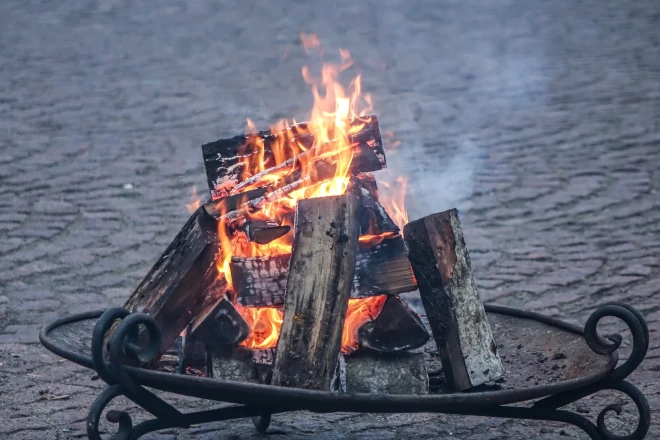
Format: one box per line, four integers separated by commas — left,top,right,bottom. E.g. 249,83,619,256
344,352,429,395
189,295,250,346
230,235,416,307
202,116,385,199
243,220,290,244
270,193,360,390
349,174,399,236
111,206,220,357
404,209,504,391
357,295,430,353
230,255,289,307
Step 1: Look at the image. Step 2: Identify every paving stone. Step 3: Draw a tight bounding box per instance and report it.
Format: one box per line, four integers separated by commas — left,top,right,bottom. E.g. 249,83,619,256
2,0,660,438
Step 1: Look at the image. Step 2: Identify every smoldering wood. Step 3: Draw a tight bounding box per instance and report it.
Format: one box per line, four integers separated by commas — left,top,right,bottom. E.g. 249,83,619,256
252,347,276,366
344,352,429,395
357,295,430,353
202,116,385,199
189,295,250,346
348,175,399,236
232,235,417,307
110,207,220,358
231,255,289,307
404,209,504,391
244,220,291,244
209,346,260,383
270,193,360,391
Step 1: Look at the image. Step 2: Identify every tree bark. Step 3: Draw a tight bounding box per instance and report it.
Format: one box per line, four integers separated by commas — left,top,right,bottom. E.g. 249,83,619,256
270,193,360,390
404,209,504,391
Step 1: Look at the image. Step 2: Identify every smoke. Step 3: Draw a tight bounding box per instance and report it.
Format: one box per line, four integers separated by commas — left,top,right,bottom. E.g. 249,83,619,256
376,113,482,223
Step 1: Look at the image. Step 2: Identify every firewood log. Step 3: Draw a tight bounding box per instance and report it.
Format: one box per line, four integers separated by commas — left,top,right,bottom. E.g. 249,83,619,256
230,235,417,307
110,207,221,358
202,116,385,199
270,193,360,390
404,209,504,391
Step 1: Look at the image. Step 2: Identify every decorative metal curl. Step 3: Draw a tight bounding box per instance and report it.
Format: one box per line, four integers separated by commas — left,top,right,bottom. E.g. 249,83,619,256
584,302,649,382
88,309,185,439
594,380,651,440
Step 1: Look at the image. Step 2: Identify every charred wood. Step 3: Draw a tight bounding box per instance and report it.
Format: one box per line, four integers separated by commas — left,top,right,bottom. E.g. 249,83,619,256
189,295,250,346
231,255,289,307
357,295,430,353
244,220,291,244
202,116,385,199
404,209,504,391
270,193,360,390
232,235,416,307
348,175,399,236
110,207,220,359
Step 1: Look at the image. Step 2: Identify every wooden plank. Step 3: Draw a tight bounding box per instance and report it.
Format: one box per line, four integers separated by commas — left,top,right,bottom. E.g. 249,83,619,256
231,235,417,307
202,116,385,199
404,209,504,391
111,207,220,357
270,193,360,390
357,295,430,353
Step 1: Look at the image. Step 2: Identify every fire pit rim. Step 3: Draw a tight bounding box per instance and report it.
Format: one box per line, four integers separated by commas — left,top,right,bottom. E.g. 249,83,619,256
40,305,617,408
38,303,650,440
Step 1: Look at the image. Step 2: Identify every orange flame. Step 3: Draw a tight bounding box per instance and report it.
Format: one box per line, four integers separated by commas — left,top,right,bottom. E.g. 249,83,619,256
238,296,387,353
378,176,409,231
185,185,202,214
209,35,403,356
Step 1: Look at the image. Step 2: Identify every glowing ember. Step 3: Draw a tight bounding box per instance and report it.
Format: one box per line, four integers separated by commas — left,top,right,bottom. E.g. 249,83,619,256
238,296,387,353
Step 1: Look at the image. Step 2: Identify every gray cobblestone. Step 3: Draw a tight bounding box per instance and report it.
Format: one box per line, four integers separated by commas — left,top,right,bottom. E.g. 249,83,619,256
2,0,660,438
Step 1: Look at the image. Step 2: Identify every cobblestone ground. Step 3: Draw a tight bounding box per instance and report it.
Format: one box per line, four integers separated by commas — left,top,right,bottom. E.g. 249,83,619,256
1,0,660,439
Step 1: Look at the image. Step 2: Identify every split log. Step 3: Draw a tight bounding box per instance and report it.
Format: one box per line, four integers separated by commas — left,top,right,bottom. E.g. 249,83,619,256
189,295,250,346
348,175,399,236
404,209,504,391
111,207,220,357
357,295,430,353
181,329,207,372
231,235,416,307
244,220,291,244
344,352,429,395
202,116,385,199
270,193,360,390
209,346,260,383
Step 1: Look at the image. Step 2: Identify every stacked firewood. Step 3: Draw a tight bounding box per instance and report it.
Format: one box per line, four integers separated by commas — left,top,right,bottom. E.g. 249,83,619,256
112,116,504,394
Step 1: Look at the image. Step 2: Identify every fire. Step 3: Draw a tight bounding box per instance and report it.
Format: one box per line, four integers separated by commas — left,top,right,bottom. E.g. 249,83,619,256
203,34,407,355
378,176,409,230
238,296,387,353
185,185,201,214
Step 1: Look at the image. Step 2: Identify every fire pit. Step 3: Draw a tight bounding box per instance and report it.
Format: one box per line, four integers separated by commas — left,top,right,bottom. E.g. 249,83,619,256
40,302,650,439
39,40,651,439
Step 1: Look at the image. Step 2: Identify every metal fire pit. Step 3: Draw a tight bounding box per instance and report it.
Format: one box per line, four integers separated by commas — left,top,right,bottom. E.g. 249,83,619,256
39,302,651,440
